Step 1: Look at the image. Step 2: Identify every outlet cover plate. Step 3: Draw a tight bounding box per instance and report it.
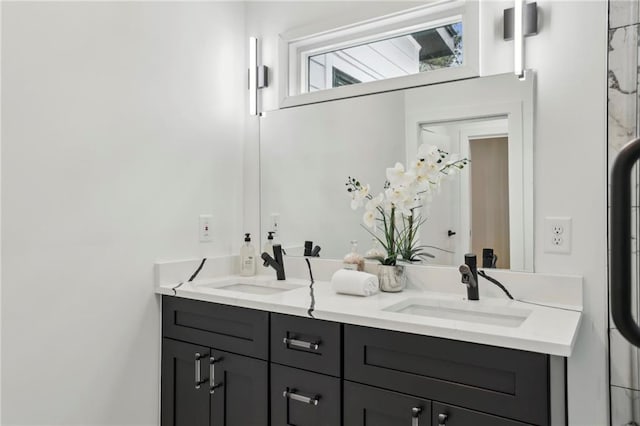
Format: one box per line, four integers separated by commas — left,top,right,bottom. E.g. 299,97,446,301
544,216,571,254
199,214,213,242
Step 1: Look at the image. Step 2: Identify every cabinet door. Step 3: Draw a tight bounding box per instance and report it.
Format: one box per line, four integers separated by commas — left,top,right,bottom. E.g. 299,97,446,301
432,402,532,426
161,338,211,426
344,381,431,426
210,350,268,426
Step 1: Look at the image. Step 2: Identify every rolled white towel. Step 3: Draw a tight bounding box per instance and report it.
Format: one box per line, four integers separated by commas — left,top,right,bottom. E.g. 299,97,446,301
331,269,379,297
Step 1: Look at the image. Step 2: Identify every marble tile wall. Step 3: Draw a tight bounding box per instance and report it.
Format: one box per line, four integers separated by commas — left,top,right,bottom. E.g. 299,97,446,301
610,1,640,424
609,10,638,164
611,0,640,29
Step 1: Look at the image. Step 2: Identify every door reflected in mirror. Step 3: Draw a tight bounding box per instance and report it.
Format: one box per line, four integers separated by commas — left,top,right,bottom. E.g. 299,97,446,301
419,118,510,270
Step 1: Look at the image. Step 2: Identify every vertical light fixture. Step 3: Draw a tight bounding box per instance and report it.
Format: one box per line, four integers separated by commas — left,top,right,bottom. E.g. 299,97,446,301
504,1,538,80
514,0,524,79
248,36,258,116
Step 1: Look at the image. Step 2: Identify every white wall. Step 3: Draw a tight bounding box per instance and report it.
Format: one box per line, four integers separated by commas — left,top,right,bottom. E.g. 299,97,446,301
1,2,246,424
246,1,609,424
524,3,608,425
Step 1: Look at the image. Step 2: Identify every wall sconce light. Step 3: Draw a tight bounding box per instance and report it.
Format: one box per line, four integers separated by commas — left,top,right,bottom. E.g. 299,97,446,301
503,1,539,80
248,36,269,116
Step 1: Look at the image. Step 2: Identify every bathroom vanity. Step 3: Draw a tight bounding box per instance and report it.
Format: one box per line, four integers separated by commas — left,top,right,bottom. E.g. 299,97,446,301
158,269,578,426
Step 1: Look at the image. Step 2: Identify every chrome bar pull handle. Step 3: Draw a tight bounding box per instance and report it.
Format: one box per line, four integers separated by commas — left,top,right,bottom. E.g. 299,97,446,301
194,353,207,389
283,337,320,351
438,413,448,426
282,389,319,406
411,407,422,426
209,356,223,394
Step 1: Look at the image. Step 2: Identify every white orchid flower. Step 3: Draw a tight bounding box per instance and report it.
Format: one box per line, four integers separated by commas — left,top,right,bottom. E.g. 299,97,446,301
363,210,377,229
415,173,432,189
424,160,440,179
385,185,412,208
350,183,370,210
412,159,430,178
386,163,417,186
365,193,384,211
386,162,405,185
417,144,439,161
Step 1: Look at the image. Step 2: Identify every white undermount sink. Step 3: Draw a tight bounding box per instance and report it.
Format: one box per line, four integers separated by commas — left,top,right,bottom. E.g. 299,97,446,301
197,278,303,295
382,298,532,328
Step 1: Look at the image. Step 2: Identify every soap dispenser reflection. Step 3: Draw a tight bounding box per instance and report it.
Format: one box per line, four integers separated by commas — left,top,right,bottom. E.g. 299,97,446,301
240,233,256,277
344,240,364,271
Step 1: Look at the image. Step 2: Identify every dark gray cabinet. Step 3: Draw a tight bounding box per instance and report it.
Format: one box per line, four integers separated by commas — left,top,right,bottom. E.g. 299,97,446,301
431,402,532,426
161,297,268,426
344,324,549,425
161,339,268,426
271,313,341,377
161,338,211,426
271,363,341,426
343,380,532,426
160,296,562,426
270,312,342,425
210,350,268,426
162,295,269,360
344,381,431,426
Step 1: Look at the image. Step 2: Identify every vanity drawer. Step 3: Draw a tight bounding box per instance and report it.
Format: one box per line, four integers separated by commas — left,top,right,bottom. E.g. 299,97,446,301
343,381,431,426
162,296,268,360
344,325,549,425
271,363,341,426
271,313,341,376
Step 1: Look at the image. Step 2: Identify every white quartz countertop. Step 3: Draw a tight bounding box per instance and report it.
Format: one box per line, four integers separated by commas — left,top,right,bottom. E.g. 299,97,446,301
156,274,582,357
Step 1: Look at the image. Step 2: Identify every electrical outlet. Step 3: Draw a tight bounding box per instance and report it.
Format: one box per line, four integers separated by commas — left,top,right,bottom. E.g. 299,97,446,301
199,214,213,242
270,213,280,235
544,217,571,254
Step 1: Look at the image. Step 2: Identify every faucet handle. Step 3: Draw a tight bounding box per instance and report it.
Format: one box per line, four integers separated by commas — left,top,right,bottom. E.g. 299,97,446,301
459,264,472,285
304,241,313,256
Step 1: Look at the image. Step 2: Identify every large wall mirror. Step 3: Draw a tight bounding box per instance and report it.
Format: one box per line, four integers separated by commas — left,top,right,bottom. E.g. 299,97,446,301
260,72,534,271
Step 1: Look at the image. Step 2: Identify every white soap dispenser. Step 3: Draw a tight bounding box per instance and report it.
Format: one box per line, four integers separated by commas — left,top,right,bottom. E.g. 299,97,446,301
240,233,256,276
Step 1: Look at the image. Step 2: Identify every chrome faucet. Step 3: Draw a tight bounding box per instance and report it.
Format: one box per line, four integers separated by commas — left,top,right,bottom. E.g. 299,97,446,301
458,253,479,300
261,244,286,280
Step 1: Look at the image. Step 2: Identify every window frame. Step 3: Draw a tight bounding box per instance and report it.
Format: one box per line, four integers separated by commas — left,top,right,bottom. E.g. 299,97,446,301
278,1,479,108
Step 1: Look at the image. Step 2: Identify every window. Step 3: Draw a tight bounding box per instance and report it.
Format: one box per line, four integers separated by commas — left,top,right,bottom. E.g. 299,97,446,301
308,22,463,92
279,1,479,108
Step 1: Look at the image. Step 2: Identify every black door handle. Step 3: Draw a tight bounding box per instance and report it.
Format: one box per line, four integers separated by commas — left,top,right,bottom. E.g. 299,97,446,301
611,137,640,347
